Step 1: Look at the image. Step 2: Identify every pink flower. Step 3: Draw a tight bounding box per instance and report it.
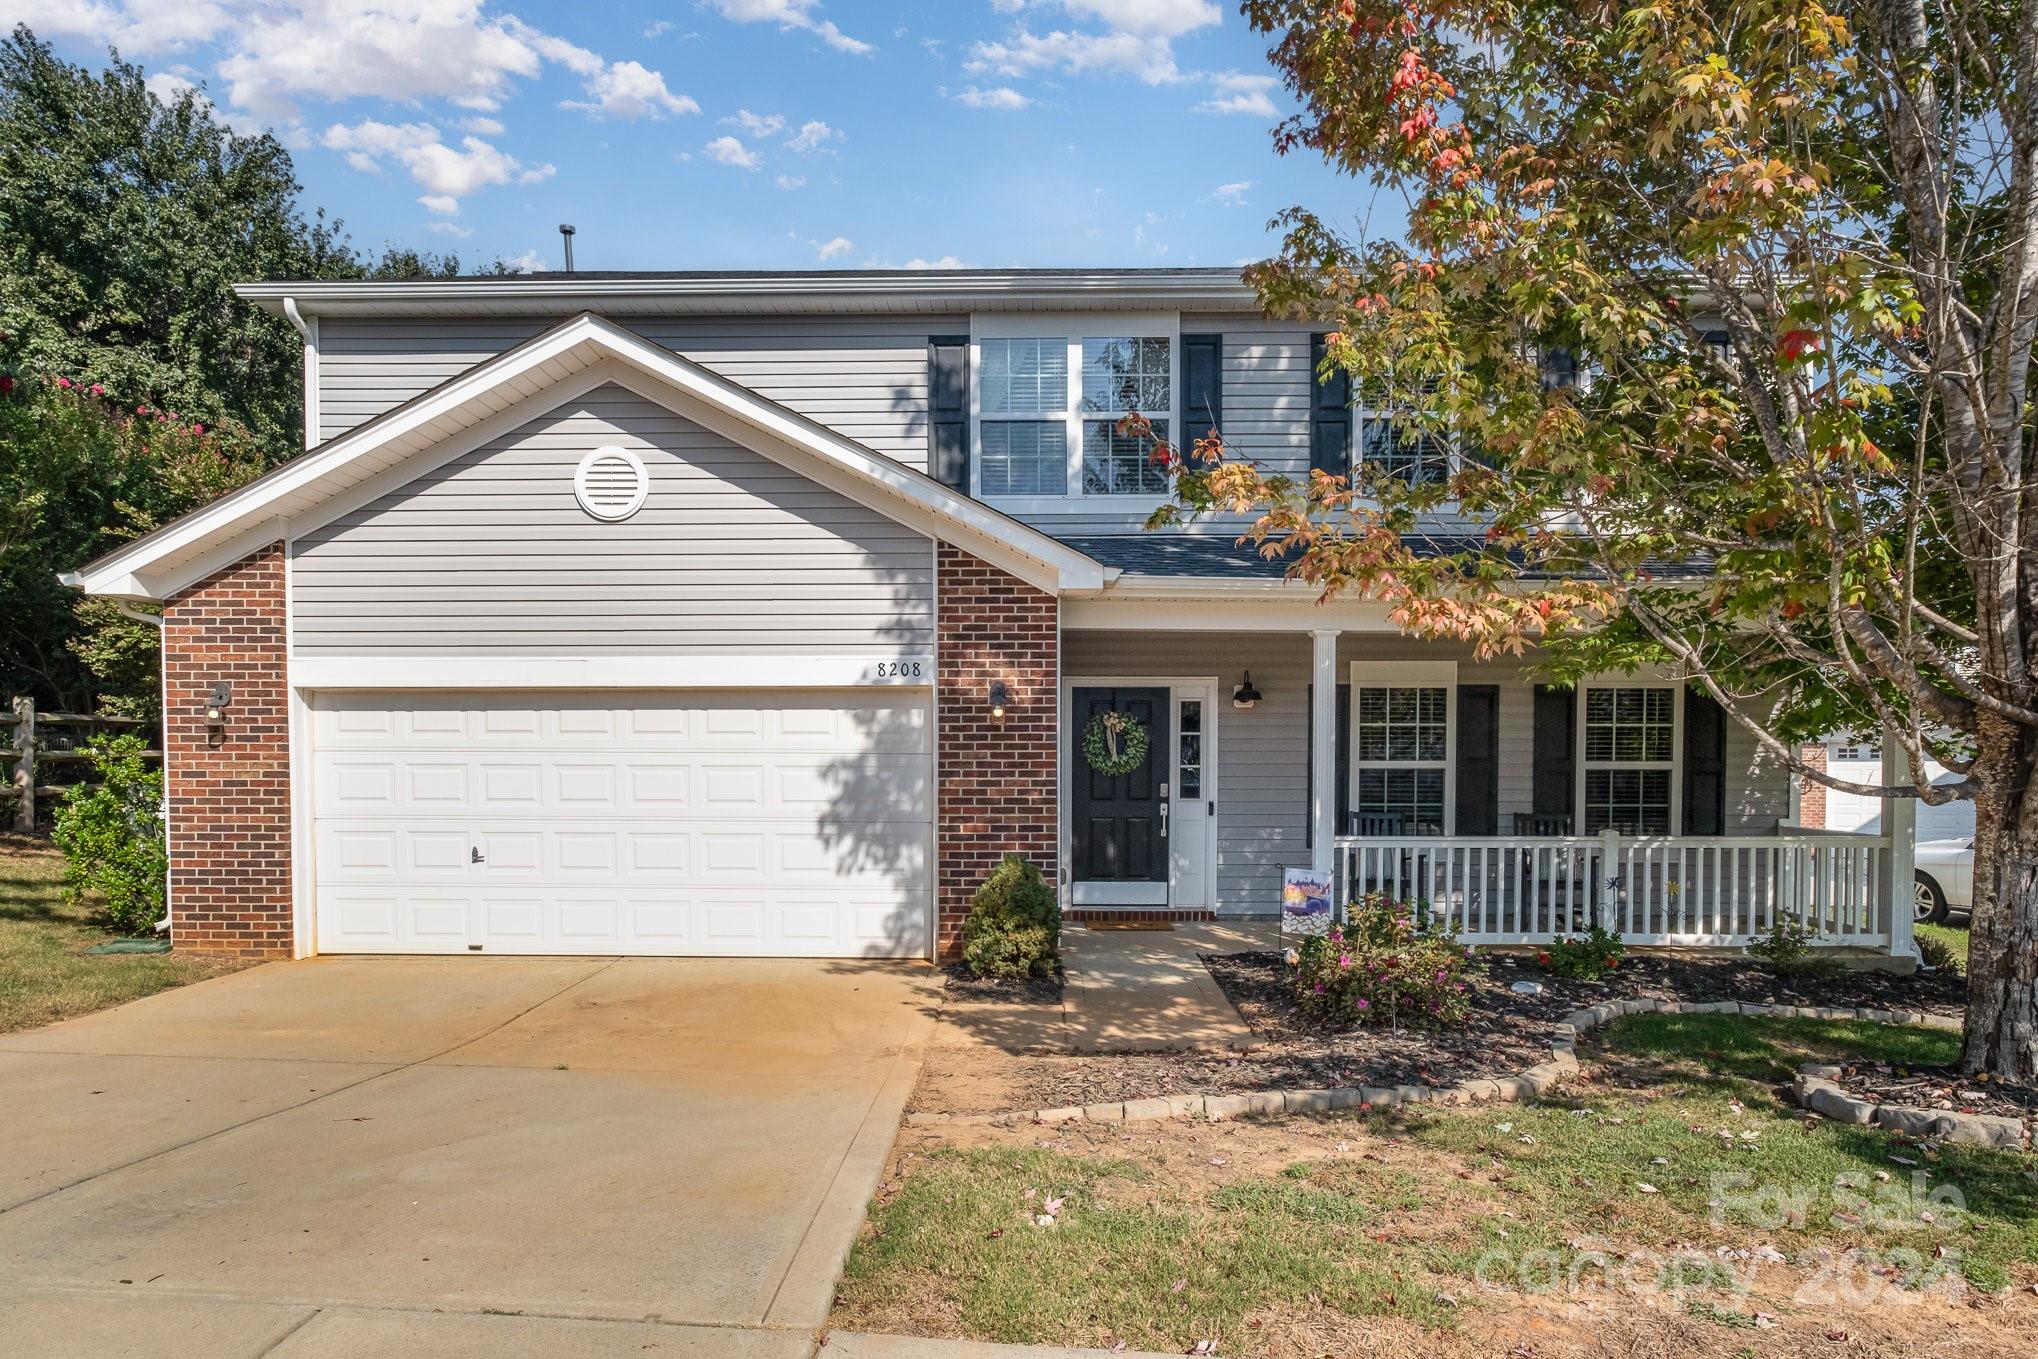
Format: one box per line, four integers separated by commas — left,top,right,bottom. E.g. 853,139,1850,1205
191,423,204,435
89,383,104,396
1355,998,1370,1010
1338,954,1352,969
136,405,149,415
55,376,72,389
1314,983,1326,994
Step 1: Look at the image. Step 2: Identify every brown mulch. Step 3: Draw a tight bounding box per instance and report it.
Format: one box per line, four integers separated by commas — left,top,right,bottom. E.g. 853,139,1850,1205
912,945,1972,1117
1825,1062,2038,1123
939,961,1065,1004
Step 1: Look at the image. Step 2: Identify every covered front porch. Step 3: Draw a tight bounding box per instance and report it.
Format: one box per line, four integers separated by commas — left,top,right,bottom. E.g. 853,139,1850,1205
1058,591,1916,957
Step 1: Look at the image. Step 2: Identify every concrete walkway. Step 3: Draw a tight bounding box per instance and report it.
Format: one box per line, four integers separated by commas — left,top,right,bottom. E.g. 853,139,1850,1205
1061,919,1268,1052
0,955,941,1356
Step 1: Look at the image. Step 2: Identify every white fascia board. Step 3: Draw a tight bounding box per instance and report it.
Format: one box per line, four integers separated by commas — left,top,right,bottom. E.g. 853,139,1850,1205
292,654,936,691
1064,593,1403,633
67,312,1105,600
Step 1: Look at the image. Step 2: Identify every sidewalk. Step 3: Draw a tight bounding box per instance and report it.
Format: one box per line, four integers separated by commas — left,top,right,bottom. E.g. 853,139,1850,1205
1060,919,1267,1052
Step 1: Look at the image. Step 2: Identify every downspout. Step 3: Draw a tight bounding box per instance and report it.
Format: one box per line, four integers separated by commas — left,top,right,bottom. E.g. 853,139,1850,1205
282,297,317,450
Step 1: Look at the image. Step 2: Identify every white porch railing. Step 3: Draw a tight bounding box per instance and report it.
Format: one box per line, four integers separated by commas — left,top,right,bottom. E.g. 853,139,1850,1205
1332,830,1893,948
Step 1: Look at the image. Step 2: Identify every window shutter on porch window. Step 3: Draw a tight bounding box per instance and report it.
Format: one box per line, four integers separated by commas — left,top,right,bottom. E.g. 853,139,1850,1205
1310,333,1352,477
1683,688,1728,835
1455,685,1500,834
1181,333,1223,455
928,335,970,491
1335,681,1351,834
1531,684,1576,824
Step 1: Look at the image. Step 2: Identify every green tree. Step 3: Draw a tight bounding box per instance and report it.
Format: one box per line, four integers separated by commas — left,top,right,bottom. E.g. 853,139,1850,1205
1155,0,2038,1074
0,26,357,448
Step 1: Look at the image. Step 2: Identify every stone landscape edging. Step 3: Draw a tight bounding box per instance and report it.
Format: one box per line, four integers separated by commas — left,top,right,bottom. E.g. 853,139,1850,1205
906,996,1971,1131
1792,1063,2032,1152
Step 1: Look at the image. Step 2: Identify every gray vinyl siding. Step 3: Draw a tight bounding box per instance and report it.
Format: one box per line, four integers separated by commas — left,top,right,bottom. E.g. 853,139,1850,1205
291,384,933,655
1064,632,1792,914
315,314,963,471
1065,631,1311,916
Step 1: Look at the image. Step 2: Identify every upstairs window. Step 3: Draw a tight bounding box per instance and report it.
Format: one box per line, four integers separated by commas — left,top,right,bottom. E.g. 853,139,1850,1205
978,338,1069,496
972,320,1176,502
1356,376,1452,486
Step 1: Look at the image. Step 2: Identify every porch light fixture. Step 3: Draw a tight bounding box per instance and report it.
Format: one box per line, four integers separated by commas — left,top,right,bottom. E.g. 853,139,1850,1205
205,681,232,727
1231,670,1262,710
988,680,1011,719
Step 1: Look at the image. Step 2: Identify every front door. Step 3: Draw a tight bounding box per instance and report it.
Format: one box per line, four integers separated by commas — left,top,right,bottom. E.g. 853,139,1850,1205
1071,687,1170,905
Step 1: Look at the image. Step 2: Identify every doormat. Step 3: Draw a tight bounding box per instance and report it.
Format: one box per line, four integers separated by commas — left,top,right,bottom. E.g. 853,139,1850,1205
1084,920,1176,931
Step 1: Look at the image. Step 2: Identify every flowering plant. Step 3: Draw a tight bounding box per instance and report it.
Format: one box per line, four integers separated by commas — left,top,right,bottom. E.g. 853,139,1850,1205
1287,893,1475,1029
1537,927,1625,980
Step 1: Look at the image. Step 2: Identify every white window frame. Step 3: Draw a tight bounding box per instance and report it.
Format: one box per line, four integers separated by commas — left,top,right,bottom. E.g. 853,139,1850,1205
970,311,1180,514
1347,660,1458,836
1354,375,1457,487
1574,679,1684,836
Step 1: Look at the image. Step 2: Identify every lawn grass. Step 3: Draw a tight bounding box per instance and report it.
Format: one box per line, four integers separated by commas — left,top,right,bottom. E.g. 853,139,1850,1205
1916,920,1969,973
841,1011,2038,1355
0,835,244,1033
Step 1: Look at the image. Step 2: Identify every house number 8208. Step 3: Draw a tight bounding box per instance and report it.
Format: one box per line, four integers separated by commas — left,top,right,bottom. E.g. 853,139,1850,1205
872,660,925,679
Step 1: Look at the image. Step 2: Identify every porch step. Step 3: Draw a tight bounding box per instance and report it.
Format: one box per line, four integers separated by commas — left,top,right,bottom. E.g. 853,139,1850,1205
1065,907,1216,926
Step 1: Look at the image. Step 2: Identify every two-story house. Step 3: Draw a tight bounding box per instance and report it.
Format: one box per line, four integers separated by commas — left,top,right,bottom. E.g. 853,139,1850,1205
62,269,1914,961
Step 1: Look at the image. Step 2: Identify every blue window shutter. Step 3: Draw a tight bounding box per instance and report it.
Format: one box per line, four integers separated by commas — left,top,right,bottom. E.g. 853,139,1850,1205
1310,332,1351,477
1180,333,1223,457
928,335,969,491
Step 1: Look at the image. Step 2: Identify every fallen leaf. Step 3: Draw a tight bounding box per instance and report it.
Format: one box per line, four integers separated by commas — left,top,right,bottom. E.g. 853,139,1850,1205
1636,1183,1660,1195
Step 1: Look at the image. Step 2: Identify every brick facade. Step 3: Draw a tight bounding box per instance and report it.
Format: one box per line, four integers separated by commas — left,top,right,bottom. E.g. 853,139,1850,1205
163,542,294,957
935,543,1060,958
1797,742,1828,830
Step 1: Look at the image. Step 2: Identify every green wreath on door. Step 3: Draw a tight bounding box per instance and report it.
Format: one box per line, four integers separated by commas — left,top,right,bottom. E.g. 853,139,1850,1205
1081,709,1151,776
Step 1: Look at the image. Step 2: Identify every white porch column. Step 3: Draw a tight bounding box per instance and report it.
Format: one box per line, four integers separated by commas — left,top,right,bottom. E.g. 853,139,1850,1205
1310,628,1341,874
1882,736,1918,959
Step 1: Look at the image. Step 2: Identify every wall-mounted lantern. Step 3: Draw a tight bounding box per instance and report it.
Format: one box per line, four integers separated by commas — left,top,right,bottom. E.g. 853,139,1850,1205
205,681,232,730
988,680,1011,720
1231,670,1262,710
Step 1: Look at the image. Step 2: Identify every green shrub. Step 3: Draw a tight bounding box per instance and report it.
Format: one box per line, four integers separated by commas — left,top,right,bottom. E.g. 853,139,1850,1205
1745,918,1843,977
1915,928,1963,974
1535,926,1625,979
49,734,165,935
961,854,1061,978
1289,893,1476,1028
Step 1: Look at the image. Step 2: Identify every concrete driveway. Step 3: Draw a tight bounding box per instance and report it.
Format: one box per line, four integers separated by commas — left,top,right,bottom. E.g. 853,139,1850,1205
0,955,939,1357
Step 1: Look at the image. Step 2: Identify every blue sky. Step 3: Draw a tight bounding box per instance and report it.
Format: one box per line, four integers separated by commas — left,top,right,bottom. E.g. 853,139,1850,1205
14,1,1391,273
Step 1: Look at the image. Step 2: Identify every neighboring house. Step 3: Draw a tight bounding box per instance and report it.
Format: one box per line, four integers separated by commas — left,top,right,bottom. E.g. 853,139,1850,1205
62,270,1915,961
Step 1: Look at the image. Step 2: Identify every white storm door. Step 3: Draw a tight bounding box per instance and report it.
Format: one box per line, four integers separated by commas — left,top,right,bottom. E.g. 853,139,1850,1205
1168,686,1216,910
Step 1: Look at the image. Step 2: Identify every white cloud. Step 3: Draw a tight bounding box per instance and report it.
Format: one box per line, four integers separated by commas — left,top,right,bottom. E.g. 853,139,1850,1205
904,256,969,269
1212,179,1251,204
727,109,786,137
705,0,872,55
776,173,807,189
967,29,1184,84
704,135,762,169
814,235,854,261
784,119,842,153
33,3,694,127
500,248,548,274
954,85,1031,111
561,59,699,119
323,119,554,211
644,19,673,37
427,221,474,237
457,115,506,135
1196,71,1278,116
144,69,200,102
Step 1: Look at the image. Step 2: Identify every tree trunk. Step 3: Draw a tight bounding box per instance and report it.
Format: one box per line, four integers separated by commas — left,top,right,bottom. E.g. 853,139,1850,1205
1961,714,2038,1078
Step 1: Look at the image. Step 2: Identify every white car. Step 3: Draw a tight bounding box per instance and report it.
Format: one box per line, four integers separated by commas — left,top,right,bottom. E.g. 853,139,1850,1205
1913,838,1974,924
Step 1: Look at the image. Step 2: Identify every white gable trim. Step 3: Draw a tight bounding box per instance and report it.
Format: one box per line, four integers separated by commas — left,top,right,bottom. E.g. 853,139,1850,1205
64,313,1106,600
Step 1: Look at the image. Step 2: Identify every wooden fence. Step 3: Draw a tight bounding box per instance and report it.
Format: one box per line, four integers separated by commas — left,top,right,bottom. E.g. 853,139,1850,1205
1,697,160,833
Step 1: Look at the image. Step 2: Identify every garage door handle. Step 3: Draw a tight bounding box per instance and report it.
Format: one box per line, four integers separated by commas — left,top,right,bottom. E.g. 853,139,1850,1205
470,847,484,864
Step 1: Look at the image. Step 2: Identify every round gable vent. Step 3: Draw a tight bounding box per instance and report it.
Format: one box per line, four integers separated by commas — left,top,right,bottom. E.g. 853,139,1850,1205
573,446,649,521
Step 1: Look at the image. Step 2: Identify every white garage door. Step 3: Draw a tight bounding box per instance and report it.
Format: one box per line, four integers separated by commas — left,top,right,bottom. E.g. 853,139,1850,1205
312,690,932,957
